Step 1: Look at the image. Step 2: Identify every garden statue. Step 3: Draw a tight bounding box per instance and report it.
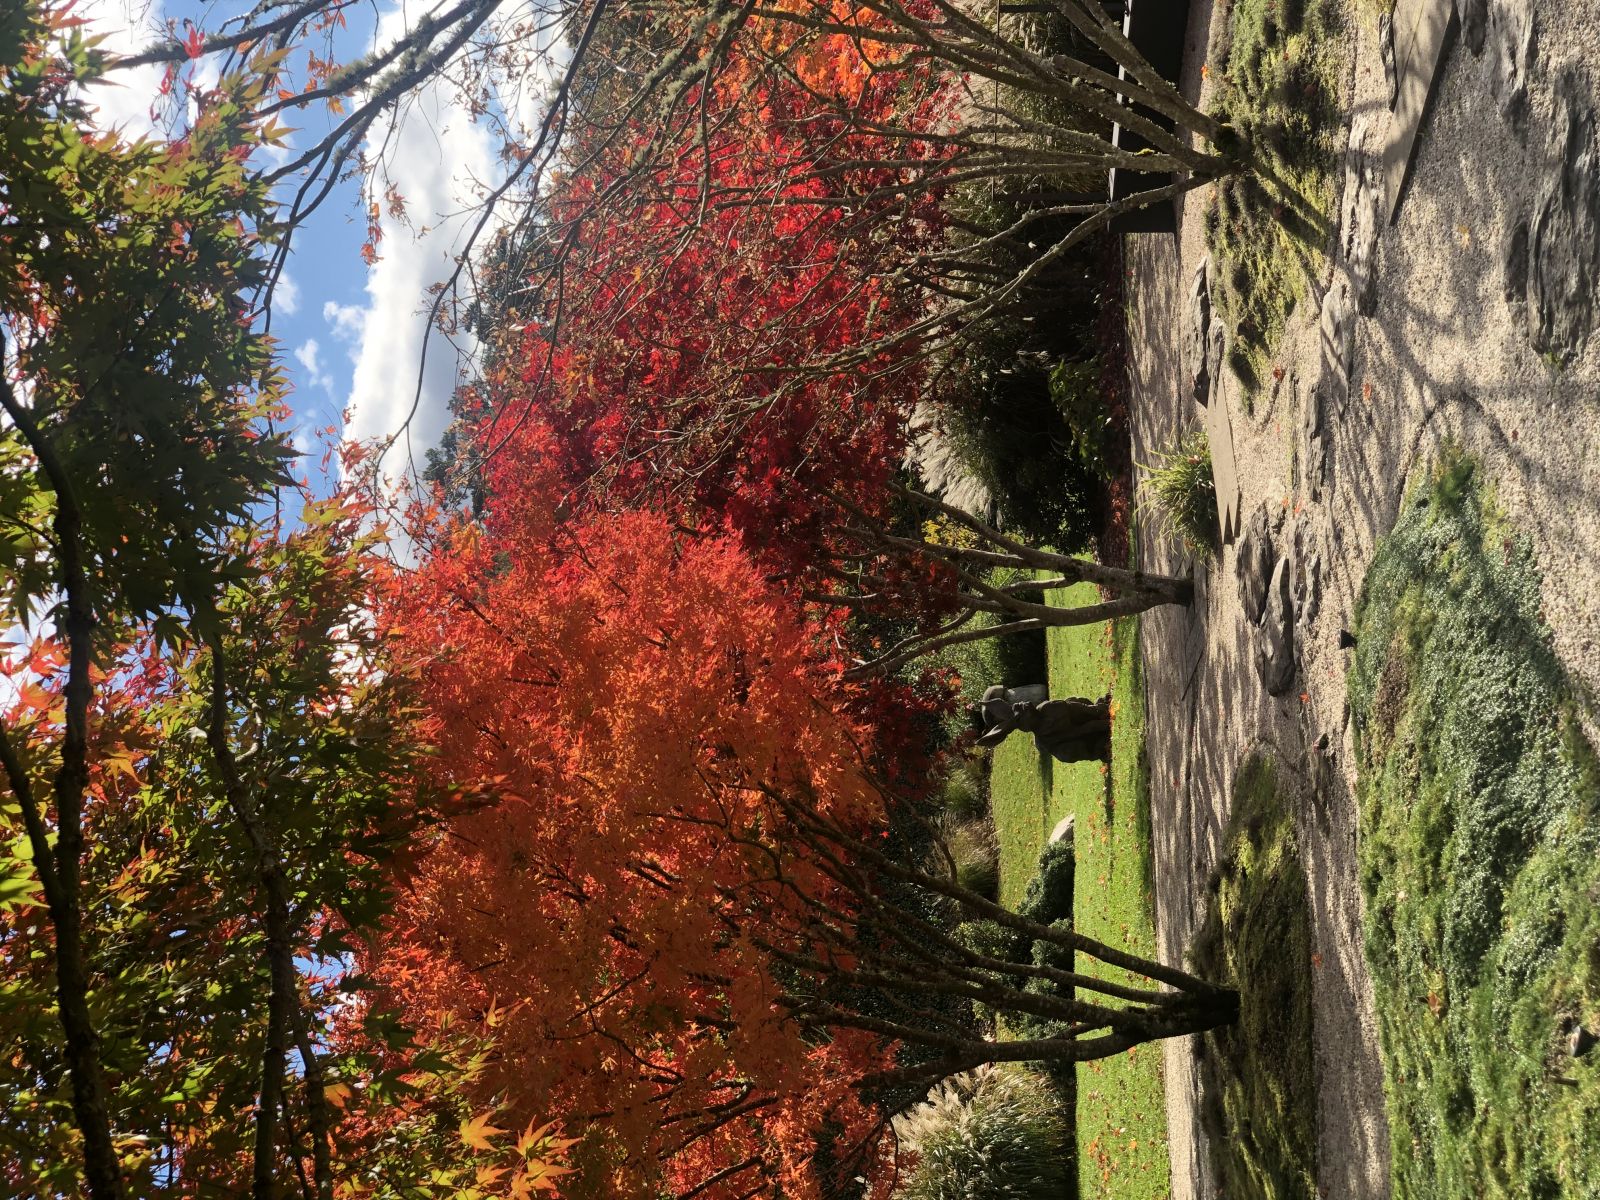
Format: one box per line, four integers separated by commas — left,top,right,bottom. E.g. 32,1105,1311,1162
974,685,1112,763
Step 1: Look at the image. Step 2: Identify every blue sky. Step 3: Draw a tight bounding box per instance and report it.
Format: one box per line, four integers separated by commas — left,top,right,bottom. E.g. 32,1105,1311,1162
81,0,556,492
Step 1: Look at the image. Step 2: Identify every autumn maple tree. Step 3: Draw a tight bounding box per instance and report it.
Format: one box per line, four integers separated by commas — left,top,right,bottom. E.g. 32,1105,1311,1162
375,456,1237,1198
371,10,1236,1194
0,9,572,1195
430,4,1195,683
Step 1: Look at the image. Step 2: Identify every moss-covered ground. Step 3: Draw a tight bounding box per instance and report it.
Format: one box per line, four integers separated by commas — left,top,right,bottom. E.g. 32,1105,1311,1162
1189,754,1319,1199
1350,450,1600,1197
1204,0,1345,394
989,586,1169,1199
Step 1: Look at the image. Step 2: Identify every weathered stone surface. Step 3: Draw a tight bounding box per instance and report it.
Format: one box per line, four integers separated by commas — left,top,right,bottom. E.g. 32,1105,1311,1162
1301,553,1323,628
1187,258,1212,406
1571,1024,1597,1058
1485,0,1535,125
1290,520,1323,630
1302,370,1329,501
1237,506,1275,625
1207,315,1226,395
1256,558,1297,696
1459,0,1487,55
1527,75,1600,364
1049,814,1076,845
1379,11,1398,110
1340,115,1383,313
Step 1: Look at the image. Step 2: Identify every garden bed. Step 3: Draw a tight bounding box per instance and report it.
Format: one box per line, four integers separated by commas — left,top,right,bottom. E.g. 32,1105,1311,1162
1350,452,1600,1197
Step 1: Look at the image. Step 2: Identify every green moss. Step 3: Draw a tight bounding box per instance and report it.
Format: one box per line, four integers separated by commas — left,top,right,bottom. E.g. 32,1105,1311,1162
1206,0,1345,394
1189,755,1318,1199
1350,448,1600,1198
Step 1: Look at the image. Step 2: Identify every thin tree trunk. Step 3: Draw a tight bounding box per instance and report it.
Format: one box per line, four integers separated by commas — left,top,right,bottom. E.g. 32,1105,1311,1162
205,637,303,1199
0,366,125,1200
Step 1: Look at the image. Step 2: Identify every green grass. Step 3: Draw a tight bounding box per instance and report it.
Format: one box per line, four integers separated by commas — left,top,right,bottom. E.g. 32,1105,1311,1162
989,584,1168,1199
1189,755,1318,1199
1349,449,1600,1198
1204,0,1345,393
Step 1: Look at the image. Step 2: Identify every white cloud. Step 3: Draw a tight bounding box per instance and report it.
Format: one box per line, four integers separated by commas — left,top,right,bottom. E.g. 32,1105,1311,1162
323,300,366,349
340,75,494,481
338,1,565,489
275,270,301,316
294,338,337,395
78,0,168,142
292,424,320,466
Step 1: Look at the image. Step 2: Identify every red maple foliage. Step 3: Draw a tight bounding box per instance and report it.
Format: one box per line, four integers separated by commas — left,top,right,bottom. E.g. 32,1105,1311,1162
454,5,951,581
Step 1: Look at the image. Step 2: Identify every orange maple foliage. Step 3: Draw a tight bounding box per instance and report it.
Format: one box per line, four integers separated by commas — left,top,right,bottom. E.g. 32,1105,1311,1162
378,504,896,1200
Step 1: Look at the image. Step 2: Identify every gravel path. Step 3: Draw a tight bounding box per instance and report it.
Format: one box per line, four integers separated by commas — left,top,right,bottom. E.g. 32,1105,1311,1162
1125,1,1600,1196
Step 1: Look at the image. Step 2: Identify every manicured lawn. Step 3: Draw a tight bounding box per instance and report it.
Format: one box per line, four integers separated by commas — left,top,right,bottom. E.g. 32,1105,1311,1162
989,584,1170,1199
1350,451,1600,1198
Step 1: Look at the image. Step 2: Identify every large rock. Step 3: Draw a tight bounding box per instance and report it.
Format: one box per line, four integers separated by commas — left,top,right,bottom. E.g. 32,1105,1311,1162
1207,315,1227,399
1301,375,1329,502
1256,558,1297,696
1237,506,1275,625
1316,278,1355,413
1049,814,1076,845
1290,519,1323,631
1340,115,1383,313
1186,257,1231,411
1526,75,1600,364
1485,0,1536,126
1302,279,1352,502
1187,258,1212,406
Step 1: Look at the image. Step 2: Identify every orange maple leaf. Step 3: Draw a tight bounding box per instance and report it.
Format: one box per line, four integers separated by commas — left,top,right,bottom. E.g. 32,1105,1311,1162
459,1112,507,1152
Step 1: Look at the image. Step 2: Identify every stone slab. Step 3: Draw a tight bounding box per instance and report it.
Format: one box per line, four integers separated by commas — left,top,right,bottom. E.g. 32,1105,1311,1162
1205,390,1242,544
1383,0,1457,220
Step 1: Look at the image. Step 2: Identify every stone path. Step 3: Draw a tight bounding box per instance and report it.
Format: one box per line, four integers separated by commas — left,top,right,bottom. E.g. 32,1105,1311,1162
1125,0,1600,1197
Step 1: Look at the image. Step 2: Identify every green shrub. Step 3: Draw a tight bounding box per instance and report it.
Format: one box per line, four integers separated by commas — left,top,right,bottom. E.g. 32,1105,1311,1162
957,837,1077,1099
893,1066,1074,1200
1049,357,1112,481
1016,838,1075,929
934,331,1100,553
1139,428,1218,557
927,177,1109,553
